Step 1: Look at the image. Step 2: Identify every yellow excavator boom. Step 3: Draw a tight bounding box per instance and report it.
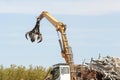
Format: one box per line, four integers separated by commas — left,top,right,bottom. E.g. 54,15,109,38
38,11,74,64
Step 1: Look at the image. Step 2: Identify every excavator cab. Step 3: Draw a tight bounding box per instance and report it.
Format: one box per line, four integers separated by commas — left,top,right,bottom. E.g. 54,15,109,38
50,63,70,80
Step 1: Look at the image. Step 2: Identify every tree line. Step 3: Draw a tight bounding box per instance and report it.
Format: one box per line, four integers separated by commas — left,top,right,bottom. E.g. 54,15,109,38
0,64,49,80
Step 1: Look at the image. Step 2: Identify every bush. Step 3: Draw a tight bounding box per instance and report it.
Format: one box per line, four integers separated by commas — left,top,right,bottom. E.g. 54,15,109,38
0,64,48,80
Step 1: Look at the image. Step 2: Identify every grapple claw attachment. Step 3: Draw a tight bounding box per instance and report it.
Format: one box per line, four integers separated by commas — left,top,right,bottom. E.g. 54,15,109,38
25,18,42,43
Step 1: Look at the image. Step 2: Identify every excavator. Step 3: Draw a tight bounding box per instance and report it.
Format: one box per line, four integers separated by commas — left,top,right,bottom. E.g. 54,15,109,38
25,11,100,80
25,11,76,80
25,11,80,80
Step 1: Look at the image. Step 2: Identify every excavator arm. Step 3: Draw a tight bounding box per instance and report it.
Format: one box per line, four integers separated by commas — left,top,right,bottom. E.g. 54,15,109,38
25,11,75,80
26,11,74,65
38,11,74,64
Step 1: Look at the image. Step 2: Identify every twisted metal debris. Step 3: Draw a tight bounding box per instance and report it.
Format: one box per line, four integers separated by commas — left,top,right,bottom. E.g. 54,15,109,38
86,56,120,80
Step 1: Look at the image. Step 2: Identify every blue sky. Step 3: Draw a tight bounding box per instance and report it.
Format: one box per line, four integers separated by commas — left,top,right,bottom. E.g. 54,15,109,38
0,0,120,68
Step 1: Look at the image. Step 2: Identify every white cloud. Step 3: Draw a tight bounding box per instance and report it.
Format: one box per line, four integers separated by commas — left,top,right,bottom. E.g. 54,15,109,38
0,0,120,15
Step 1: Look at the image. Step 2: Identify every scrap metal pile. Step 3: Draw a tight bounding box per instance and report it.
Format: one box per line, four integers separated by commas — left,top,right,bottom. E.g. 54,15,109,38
86,56,120,80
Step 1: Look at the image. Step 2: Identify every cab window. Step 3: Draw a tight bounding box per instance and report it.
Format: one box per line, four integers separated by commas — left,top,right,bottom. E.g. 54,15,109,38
61,67,69,74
